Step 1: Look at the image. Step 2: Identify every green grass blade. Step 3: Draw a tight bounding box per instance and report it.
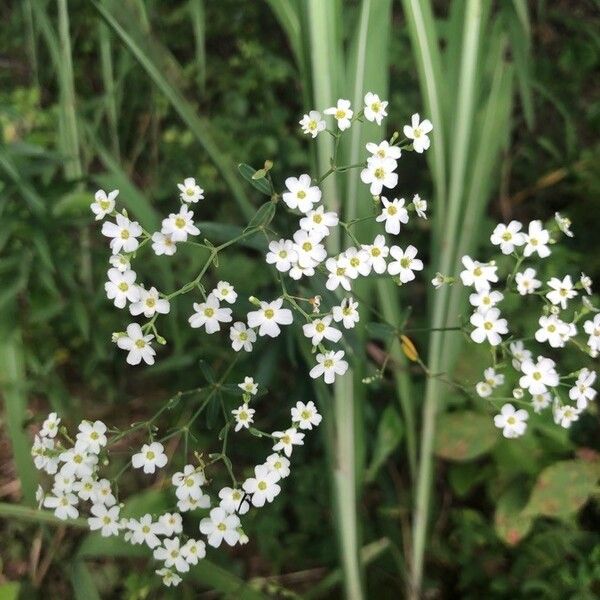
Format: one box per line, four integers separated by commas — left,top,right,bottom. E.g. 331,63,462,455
98,12,120,159
69,561,101,600
189,0,207,96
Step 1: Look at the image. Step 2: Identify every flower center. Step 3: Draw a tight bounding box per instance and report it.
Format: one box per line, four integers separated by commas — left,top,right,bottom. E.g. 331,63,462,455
264,309,274,319
185,477,194,487
413,127,422,138
387,206,397,215
204,307,215,317
258,481,267,491
135,339,146,348
302,242,312,252
146,298,156,307
175,217,186,228
301,410,310,419
282,435,291,444
502,232,512,241
372,247,381,256
146,451,155,460
239,332,248,341
186,188,194,196
120,230,130,239
335,109,346,119
374,168,385,180
103,516,112,525
316,322,325,332
142,525,150,533
90,431,99,440
297,190,306,199
507,416,516,425
532,372,542,381
324,359,333,368
239,411,248,420
371,102,381,112
118,282,129,291
313,214,322,223
279,250,288,258
100,200,110,210
336,267,346,276
483,321,493,331
473,267,482,277
548,324,556,332
400,258,410,268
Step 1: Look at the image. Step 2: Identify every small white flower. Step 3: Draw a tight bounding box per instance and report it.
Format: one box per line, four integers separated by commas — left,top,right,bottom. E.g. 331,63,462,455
510,340,532,370
153,537,189,573
515,268,541,295
431,273,445,289
361,157,398,196
584,314,600,353
366,140,401,160
272,427,305,456
476,381,493,398
469,308,508,346
332,297,360,329
523,220,551,258
580,273,592,295
177,177,204,203
324,99,353,130
247,298,293,337
309,350,348,384
238,376,258,395
101,213,142,255
412,194,427,219
130,286,170,318
546,275,577,309
494,404,528,438
555,212,573,237
151,231,177,256
376,197,408,235
288,260,315,281
519,356,559,395
218,487,249,515
158,512,183,537
535,314,570,348
43,492,79,520
554,404,580,429
58,448,98,479
181,538,206,565
242,464,281,507
91,189,118,220
88,504,121,537
105,268,140,309
116,323,156,365
299,206,339,239
177,495,210,513
363,92,388,125
303,315,342,346
299,110,326,138
199,507,240,548
156,568,182,587
293,229,327,268
362,235,389,274
460,256,498,292
387,245,423,283
266,239,298,272
213,281,237,304
188,294,232,333
469,289,504,313
131,441,168,474
325,255,354,292
109,254,130,272
75,420,107,454
531,392,551,413
40,412,61,438
90,478,116,506
490,221,526,254
161,205,200,242
403,113,433,153
344,246,371,276
172,465,206,501
291,400,322,430
73,478,96,502
282,175,321,213
569,368,596,410
265,453,291,480
230,322,256,352
52,473,75,494
232,403,255,432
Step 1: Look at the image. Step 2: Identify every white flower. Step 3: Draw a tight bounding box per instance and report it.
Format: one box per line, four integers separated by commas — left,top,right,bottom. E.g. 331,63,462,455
199,507,240,548
299,206,339,239
177,177,204,203
232,403,255,432
88,504,121,537
531,392,551,413
265,453,291,480
101,213,142,255
156,568,182,587
303,315,342,346
289,260,315,281
523,220,551,258
154,537,189,573
387,245,423,283
73,478,95,502
266,239,297,272
58,448,98,479
218,487,249,515
554,404,580,429
272,427,305,456
546,275,577,309
584,314,600,353
181,539,206,565
40,412,61,438
212,281,237,304
161,205,200,242
130,286,170,318
490,221,526,254
325,255,354,292
324,99,353,130
291,400,322,430
172,465,206,501
431,273,445,289
282,175,321,213
177,495,210,513
299,110,326,138
188,294,232,334
376,197,408,235
366,140,401,160
332,297,360,329
494,404,528,438
116,323,156,365
230,322,256,352
309,350,348,384
31,435,59,474
247,298,293,337
460,256,498,292
105,268,140,309
158,512,183,537
293,229,327,268
569,369,597,410
403,113,433,153
131,442,168,474
151,231,177,256
469,289,504,313
519,356,559,395
515,268,541,295
242,464,281,507
109,254,130,272
362,235,389,274
510,340,532,370
476,381,493,398
238,376,258,395
535,315,570,348
91,189,118,220
127,514,163,548
363,92,388,125
90,479,116,506
580,273,592,295
76,420,107,454
43,493,78,520
412,194,427,219
484,367,504,388
361,157,398,196
469,308,508,346
344,246,371,276
555,212,573,237
52,473,75,494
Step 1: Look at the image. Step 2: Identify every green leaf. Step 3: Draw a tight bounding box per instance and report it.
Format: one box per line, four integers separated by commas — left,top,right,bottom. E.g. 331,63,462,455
522,459,600,519
365,405,404,482
494,486,532,546
237,163,272,195
0,582,21,600
53,190,93,217
245,201,276,230
69,561,101,600
434,411,498,461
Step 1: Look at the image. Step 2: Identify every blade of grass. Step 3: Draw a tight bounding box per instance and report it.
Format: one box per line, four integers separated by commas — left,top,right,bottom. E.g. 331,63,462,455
189,0,206,97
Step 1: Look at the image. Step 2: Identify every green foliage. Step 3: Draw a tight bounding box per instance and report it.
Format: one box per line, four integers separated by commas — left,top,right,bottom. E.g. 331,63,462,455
435,411,498,461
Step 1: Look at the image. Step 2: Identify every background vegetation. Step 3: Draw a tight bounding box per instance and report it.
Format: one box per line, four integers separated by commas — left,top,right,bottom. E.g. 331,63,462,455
1,0,599,598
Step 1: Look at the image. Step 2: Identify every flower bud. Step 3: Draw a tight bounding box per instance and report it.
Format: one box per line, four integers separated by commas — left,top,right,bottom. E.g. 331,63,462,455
512,388,524,400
